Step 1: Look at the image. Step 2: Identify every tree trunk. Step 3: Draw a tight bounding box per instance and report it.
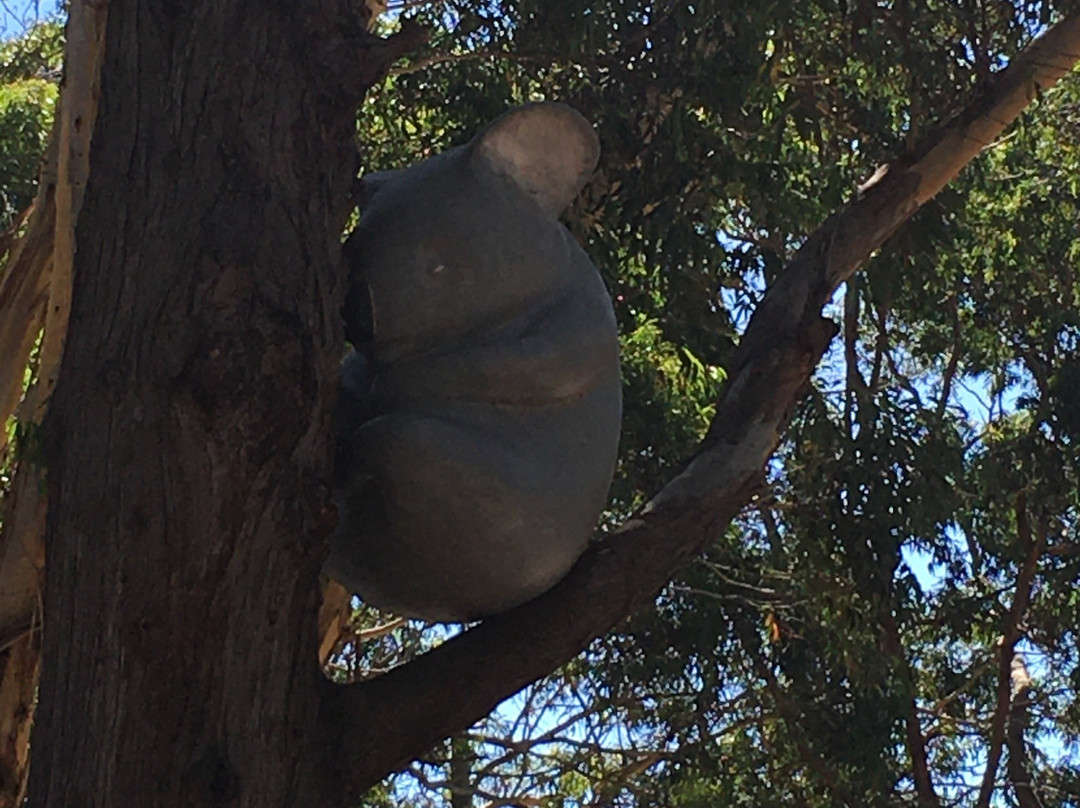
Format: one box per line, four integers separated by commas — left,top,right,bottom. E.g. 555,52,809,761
448,736,474,808
27,2,416,805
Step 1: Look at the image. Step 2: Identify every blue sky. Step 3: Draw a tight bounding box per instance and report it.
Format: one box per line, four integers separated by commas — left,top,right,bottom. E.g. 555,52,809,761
0,0,59,40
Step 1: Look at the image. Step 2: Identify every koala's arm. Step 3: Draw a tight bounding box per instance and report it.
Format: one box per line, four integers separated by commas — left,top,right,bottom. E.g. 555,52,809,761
375,286,617,407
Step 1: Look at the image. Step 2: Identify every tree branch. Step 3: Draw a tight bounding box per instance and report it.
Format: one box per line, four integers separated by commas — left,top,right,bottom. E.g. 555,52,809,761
868,300,888,391
0,150,56,458
387,48,546,78
1005,654,1044,808
935,294,961,419
975,496,1047,808
28,0,107,424
881,610,940,807
324,11,1080,795
843,278,866,434
732,618,854,800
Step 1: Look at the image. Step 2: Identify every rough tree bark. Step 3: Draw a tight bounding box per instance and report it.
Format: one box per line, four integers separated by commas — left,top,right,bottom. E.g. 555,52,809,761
19,3,1080,807
28,1,420,805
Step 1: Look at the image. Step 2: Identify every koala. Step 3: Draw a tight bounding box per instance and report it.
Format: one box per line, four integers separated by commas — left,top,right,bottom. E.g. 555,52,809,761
326,103,622,622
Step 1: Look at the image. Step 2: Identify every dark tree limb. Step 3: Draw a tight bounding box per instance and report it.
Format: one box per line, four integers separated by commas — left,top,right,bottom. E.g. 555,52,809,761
843,277,865,434
732,614,856,802
881,611,940,807
975,498,1047,808
315,17,430,104
935,294,961,419
326,11,1080,795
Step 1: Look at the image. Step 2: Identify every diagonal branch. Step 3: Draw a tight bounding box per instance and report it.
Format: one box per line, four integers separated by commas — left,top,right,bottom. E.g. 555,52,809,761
0,140,56,459
324,12,1080,795
881,610,940,807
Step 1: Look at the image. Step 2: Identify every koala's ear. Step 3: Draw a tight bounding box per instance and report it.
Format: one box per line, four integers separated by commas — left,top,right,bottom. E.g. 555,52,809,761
472,103,600,216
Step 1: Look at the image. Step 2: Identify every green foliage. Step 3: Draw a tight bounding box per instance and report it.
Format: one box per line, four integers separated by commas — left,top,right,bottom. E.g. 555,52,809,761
347,2,1080,805
0,21,58,521
0,21,61,227
0,18,63,84
0,75,54,224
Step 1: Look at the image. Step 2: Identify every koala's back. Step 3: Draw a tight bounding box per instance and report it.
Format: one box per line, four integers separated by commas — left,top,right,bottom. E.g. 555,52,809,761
344,154,581,363
329,104,622,622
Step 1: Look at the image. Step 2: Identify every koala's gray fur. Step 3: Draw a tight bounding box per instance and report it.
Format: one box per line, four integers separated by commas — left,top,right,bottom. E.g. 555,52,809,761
327,104,622,622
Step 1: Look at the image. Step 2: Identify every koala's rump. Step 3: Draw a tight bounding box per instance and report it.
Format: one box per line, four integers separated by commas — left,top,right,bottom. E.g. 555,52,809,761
331,388,619,622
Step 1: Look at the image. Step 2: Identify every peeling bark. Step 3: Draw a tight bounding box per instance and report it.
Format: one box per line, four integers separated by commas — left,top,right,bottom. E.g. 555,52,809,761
0,5,109,802
318,580,352,670
21,0,108,425
1006,654,1044,808
0,633,39,808
0,147,55,456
